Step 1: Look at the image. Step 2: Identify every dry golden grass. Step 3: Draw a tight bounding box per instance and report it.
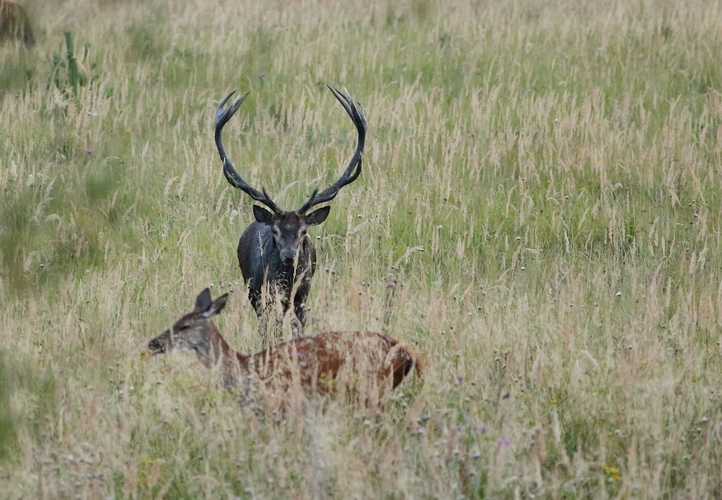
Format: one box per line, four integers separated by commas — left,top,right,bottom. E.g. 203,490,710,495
1,0,722,497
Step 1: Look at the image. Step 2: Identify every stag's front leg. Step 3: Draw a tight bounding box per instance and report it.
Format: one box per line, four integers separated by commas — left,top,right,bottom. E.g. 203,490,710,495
289,269,312,338
291,301,306,339
255,282,279,348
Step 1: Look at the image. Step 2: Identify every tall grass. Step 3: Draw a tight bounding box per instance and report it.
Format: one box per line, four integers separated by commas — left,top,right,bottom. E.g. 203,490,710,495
1,0,722,496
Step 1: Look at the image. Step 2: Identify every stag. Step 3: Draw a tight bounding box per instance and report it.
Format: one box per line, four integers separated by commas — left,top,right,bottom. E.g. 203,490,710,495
0,1,34,46
148,289,422,409
215,86,367,344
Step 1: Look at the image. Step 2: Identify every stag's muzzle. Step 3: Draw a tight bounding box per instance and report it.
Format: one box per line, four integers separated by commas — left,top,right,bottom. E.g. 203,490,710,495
280,248,296,265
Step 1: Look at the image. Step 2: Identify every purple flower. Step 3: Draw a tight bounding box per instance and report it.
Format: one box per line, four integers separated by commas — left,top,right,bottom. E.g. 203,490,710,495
457,375,463,383
456,425,463,431
476,425,486,433
260,72,266,79
496,438,510,446
296,351,302,357
87,149,92,155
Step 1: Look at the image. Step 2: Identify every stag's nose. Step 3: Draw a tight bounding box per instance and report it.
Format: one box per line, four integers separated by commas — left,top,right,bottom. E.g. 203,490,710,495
280,249,296,265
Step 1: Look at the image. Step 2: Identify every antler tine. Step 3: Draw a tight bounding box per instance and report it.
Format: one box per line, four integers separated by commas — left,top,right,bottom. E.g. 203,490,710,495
297,85,367,214
215,91,280,214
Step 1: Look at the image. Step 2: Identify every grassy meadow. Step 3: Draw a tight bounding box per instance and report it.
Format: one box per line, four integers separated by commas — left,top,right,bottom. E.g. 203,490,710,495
2,0,722,497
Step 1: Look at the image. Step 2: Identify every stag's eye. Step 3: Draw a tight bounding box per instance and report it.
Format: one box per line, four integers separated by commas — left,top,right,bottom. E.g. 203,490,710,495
300,229,308,237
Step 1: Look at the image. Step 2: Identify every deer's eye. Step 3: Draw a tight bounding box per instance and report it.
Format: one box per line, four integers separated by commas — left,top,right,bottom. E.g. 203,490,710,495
300,229,308,237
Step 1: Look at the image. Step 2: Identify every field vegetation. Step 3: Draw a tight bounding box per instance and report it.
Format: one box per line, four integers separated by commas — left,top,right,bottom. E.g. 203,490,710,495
2,0,722,497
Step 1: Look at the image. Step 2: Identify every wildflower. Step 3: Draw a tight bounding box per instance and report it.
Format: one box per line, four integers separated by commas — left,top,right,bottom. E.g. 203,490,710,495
476,425,486,433
87,149,92,155
496,438,510,446
456,375,463,383
456,425,463,432
260,72,266,80
603,464,621,481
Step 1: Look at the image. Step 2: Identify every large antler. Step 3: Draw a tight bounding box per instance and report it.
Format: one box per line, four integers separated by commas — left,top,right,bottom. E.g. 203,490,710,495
297,85,367,215
215,91,280,214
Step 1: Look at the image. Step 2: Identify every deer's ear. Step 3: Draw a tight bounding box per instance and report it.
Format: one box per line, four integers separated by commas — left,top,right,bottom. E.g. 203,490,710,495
194,288,212,311
253,205,274,225
305,206,330,226
202,293,229,318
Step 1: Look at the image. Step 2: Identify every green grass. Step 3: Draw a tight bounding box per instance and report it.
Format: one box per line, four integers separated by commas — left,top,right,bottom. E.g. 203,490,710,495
2,0,722,497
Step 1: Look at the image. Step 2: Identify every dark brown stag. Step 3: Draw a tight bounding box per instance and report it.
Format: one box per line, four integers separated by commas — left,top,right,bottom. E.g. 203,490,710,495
215,86,367,345
147,289,422,409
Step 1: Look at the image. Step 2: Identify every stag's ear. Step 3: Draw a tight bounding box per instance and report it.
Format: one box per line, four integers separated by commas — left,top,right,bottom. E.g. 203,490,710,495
202,293,229,318
305,206,330,226
194,288,213,311
253,205,274,225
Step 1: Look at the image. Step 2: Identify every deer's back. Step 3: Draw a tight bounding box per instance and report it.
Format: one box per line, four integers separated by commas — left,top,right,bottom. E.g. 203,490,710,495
246,331,420,395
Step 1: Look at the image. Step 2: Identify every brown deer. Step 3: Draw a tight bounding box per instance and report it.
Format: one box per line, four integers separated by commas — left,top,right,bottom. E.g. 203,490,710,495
148,289,422,408
215,86,367,344
0,1,34,46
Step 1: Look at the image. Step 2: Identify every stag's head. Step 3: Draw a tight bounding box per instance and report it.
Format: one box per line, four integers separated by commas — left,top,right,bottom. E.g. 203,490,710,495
148,289,228,365
214,86,367,263
253,206,329,265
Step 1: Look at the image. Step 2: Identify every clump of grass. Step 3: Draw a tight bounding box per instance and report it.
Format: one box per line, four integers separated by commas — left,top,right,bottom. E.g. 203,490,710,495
50,31,89,97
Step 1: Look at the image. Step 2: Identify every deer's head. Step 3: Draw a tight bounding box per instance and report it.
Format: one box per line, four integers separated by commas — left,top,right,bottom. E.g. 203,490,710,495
253,206,329,265
148,289,228,366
